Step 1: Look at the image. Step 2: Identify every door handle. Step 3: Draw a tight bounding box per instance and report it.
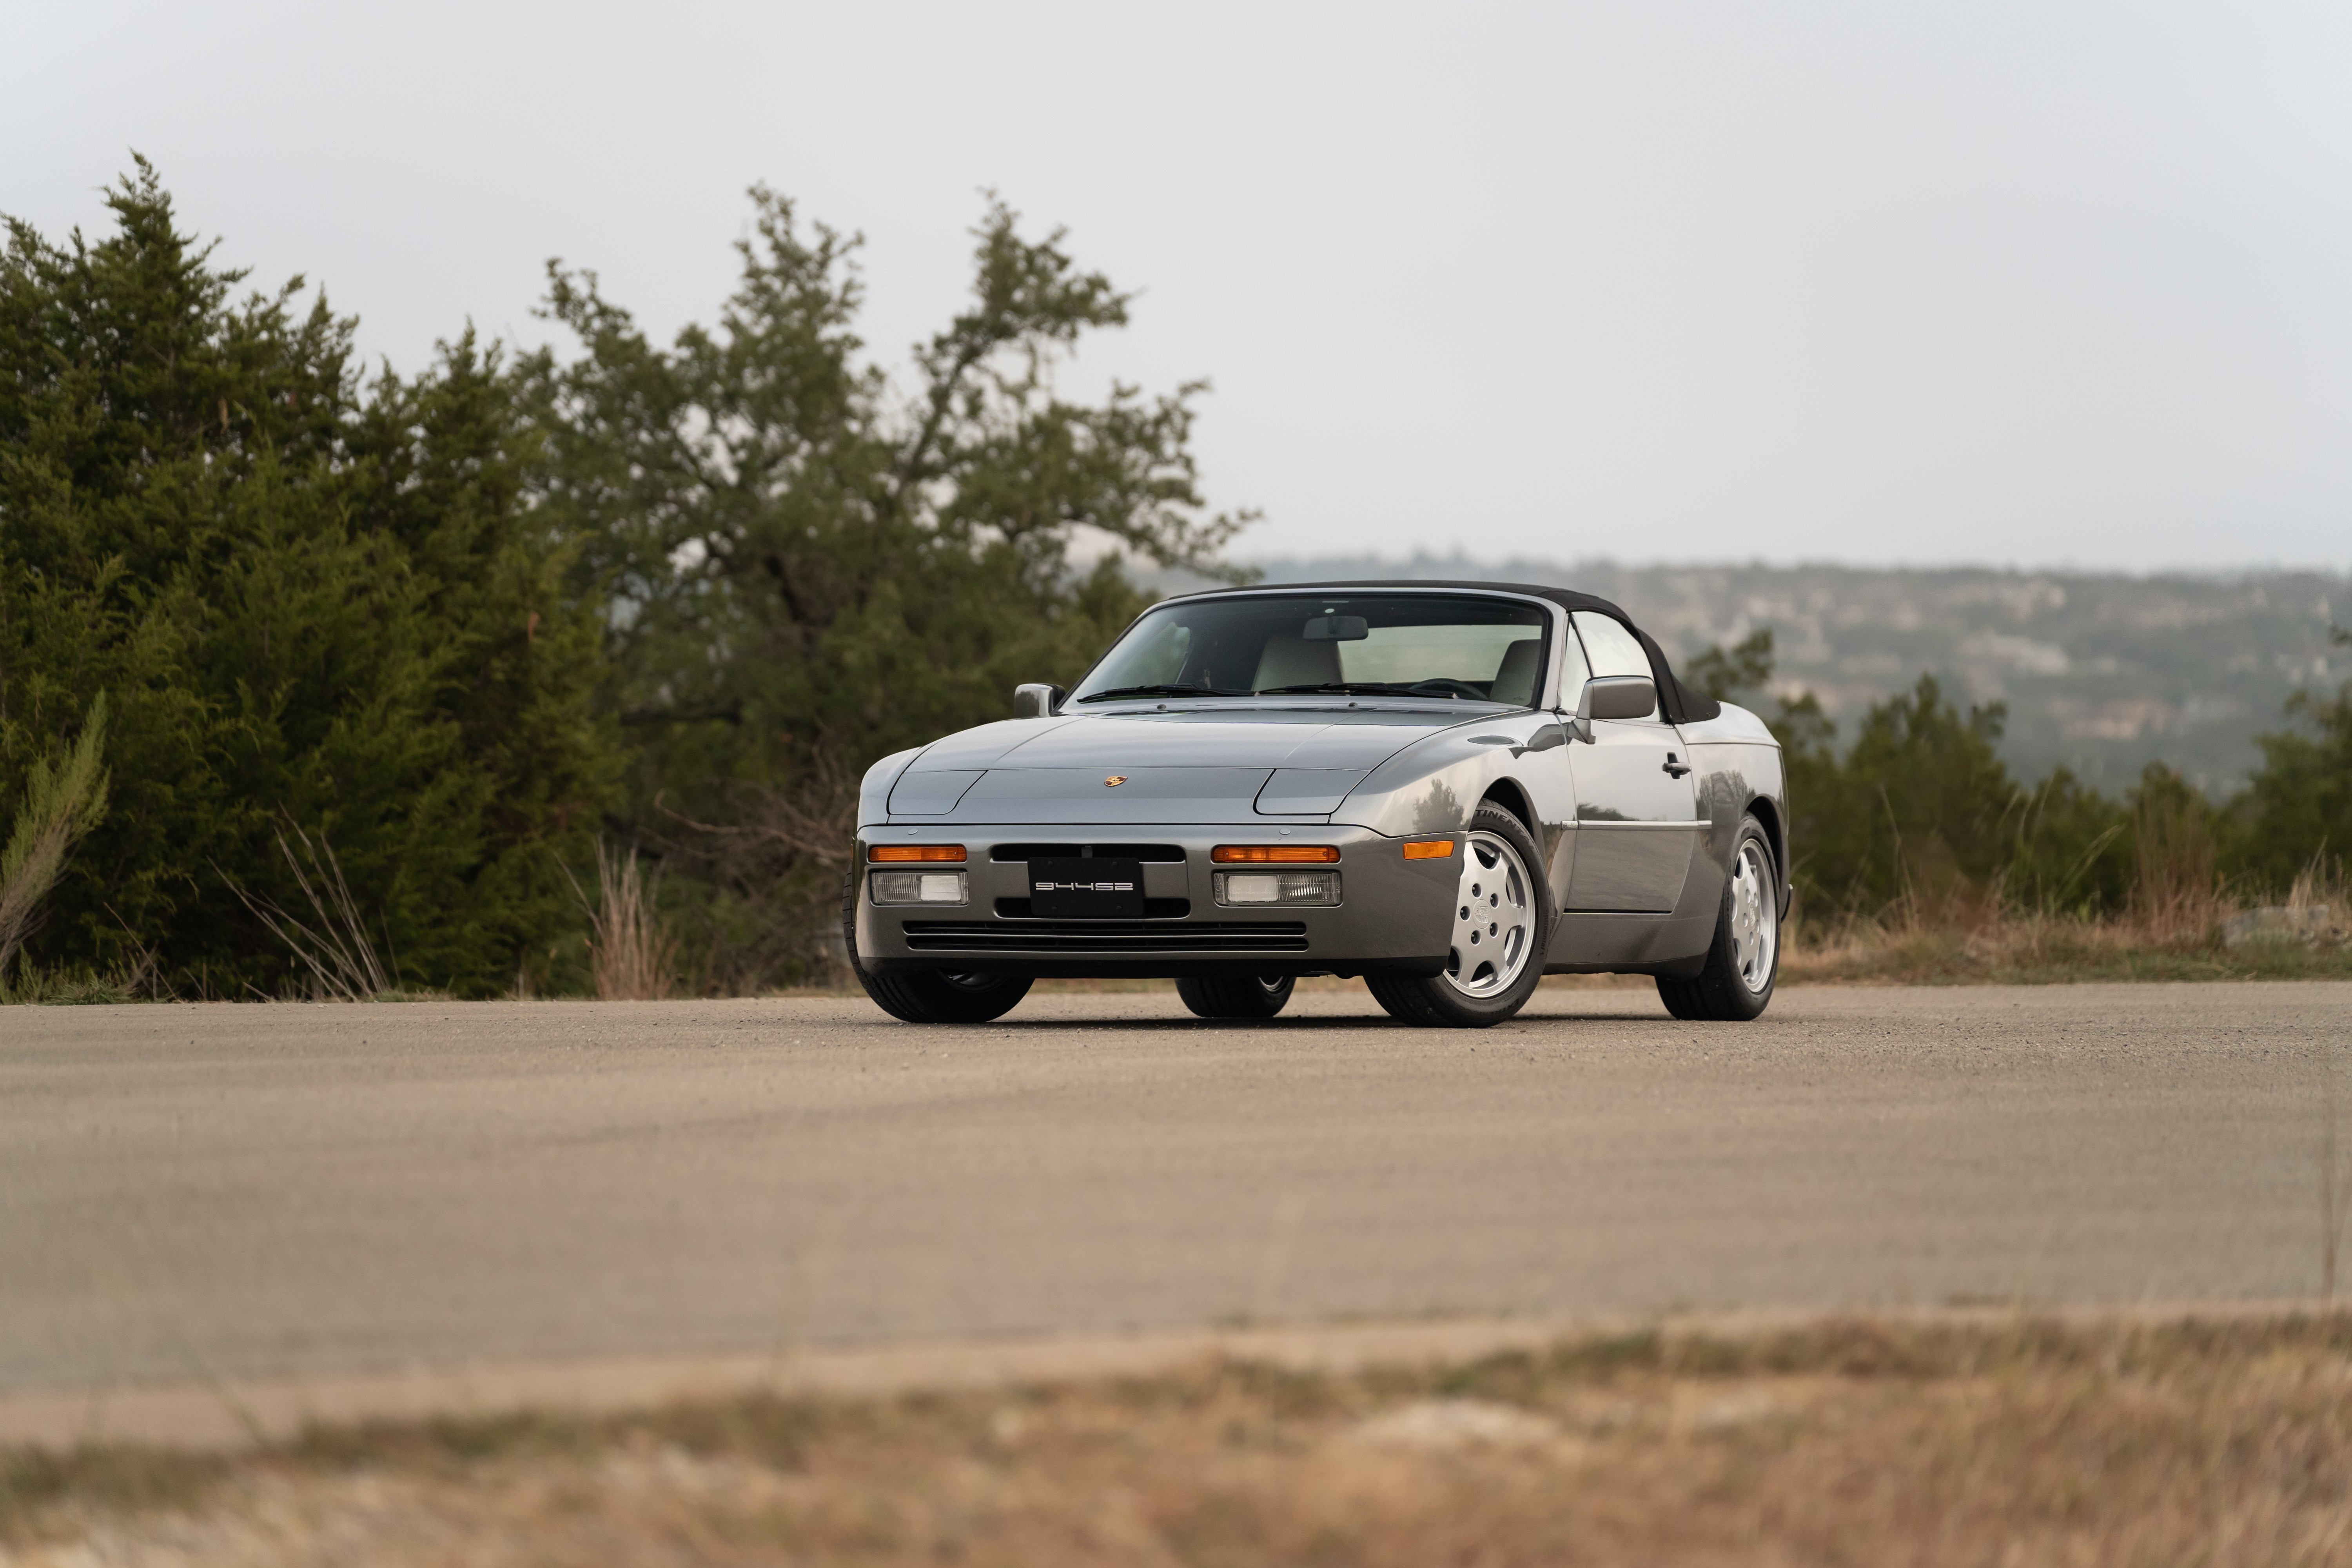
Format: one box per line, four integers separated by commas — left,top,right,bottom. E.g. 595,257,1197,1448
1662,752,1693,779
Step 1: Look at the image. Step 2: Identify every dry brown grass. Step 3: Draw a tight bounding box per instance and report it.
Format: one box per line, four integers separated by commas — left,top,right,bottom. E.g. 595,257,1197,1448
1782,900,2352,985
11,1312,2352,1566
577,841,680,1002
1784,831,2351,986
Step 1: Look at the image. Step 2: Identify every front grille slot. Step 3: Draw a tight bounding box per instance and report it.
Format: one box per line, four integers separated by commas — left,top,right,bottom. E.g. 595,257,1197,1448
996,898,1191,920
903,920,1307,953
989,843,1187,863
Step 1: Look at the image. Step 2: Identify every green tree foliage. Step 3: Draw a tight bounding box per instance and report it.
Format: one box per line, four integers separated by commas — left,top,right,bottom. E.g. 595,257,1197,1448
520,189,1252,987
1682,632,1776,702
1691,632,1972,912
2002,767,2134,917
1830,675,2022,912
2229,626,2352,891
0,162,611,995
1686,626,2343,924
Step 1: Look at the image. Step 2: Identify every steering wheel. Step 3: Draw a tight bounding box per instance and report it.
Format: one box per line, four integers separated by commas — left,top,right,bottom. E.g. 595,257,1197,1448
1407,678,1490,700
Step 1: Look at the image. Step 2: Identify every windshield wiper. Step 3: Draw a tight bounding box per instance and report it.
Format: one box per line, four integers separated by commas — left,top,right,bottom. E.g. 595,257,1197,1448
1076,684,1243,703
1258,682,1445,697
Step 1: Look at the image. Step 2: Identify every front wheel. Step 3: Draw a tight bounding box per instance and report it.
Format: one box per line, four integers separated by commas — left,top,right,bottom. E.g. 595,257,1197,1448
865,968,1033,1024
1365,802,1550,1028
1176,974,1295,1019
1657,816,1780,1022
843,869,1033,1023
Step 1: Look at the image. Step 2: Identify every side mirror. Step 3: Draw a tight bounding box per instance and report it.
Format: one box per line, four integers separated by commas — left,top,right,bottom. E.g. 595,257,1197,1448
1013,682,1065,719
1577,675,1656,724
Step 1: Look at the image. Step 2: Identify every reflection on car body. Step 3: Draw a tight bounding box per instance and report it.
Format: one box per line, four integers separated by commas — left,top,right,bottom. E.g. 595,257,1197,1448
848,581,1789,1027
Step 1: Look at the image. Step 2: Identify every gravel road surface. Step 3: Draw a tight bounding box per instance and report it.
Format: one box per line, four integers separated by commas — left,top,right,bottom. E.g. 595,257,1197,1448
3,983,2345,1399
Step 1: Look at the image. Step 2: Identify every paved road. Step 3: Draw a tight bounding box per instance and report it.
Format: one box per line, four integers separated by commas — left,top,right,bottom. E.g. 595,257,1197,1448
2,983,2346,1398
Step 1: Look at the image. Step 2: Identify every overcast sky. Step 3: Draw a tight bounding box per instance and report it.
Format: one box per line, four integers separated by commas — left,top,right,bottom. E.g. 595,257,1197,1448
11,2,2350,572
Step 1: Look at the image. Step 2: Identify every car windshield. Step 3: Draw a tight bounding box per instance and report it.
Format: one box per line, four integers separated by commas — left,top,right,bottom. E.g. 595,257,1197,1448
1069,593,1550,706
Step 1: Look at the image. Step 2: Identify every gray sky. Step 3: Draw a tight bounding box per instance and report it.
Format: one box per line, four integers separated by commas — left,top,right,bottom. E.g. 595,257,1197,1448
11,1,2350,572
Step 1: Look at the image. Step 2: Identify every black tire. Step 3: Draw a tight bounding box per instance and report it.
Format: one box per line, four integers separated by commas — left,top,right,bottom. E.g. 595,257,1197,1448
1365,802,1551,1028
1656,976,1702,1020
1175,974,1296,1019
842,869,1033,1024
1655,814,1780,1022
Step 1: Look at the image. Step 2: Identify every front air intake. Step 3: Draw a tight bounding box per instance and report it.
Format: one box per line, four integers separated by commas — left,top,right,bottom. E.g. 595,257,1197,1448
900,920,1308,954
988,843,1187,862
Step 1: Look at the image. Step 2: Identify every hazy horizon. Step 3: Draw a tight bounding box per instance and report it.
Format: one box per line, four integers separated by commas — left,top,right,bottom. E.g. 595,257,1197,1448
13,2,2350,574
1137,552,2346,796
1218,548,2352,584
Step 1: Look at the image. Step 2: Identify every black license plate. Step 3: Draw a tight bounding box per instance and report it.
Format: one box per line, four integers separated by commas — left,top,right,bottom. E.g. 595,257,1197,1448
1027,858,1146,919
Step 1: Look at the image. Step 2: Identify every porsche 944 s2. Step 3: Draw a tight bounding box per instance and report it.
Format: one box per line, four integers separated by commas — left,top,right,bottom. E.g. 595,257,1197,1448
846,581,1788,1027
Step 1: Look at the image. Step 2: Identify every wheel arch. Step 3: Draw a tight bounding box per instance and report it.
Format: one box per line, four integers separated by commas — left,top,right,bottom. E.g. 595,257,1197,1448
1744,793,1789,913
1479,776,1538,840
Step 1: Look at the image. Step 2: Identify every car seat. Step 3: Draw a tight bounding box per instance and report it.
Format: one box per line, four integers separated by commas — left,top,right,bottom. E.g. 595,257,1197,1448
1251,635,1345,691
1488,637,1543,706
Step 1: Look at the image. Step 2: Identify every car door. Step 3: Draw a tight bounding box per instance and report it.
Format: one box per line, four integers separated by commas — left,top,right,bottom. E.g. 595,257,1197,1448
1563,612,1701,912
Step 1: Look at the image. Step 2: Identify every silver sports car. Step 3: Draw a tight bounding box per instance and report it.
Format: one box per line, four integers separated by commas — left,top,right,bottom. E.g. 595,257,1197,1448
846,581,1788,1027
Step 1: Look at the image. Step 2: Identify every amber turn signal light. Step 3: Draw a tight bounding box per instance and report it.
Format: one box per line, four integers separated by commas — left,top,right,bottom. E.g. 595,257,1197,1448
1401,839,1456,860
868,844,967,862
1211,844,1341,864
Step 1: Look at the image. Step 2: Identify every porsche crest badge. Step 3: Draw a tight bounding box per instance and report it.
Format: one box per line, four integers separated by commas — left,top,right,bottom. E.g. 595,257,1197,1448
1103,775,1128,787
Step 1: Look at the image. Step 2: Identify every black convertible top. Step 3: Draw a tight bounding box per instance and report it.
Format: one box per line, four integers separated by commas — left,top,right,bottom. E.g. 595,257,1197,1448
1169,578,1723,725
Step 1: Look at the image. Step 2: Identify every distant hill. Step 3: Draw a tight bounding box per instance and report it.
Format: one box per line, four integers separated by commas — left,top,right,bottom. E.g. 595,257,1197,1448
1140,554,2349,794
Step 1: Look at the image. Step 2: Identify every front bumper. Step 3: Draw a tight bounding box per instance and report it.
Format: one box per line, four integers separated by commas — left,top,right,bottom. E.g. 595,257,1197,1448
853,823,1459,978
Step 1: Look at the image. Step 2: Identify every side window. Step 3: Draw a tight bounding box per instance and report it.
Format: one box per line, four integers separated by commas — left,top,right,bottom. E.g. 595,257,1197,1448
1570,612,1659,720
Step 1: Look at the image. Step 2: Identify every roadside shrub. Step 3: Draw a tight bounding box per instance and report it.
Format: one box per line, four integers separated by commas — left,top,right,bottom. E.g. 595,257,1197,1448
1,163,614,995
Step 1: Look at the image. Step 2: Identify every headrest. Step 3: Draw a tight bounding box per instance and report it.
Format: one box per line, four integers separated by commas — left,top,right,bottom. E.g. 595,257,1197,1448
1252,634,1343,692
1488,637,1542,706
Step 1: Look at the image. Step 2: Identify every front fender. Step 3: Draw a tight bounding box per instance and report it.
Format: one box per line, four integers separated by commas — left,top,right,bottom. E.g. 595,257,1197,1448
857,748,924,830
1330,714,1577,898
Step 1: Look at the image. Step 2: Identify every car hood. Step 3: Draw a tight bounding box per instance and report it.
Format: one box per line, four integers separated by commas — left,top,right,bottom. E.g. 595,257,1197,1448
887,706,1474,823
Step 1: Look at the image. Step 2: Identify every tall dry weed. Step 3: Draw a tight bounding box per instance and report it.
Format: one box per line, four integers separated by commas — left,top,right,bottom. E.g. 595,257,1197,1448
0,695,110,982
220,825,392,1001
2286,853,2345,919
2130,779,2216,942
579,840,678,1001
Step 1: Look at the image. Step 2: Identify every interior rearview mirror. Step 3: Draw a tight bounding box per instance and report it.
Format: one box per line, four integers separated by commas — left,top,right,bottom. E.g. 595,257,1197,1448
1013,682,1065,719
1301,613,1369,642
1577,675,1655,724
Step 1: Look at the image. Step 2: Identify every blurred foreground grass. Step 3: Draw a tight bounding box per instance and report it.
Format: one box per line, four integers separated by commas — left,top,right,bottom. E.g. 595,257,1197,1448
9,1311,2352,1566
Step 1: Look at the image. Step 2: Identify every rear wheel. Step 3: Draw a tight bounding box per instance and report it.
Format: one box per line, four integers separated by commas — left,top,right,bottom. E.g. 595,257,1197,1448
843,869,1033,1024
1175,974,1296,1019
1365,802,1550,1028
1656,817,1779,1022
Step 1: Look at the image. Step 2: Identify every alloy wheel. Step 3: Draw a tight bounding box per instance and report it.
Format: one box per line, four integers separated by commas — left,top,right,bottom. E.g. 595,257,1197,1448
1729,839,1777,993
1442,829,1533,998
